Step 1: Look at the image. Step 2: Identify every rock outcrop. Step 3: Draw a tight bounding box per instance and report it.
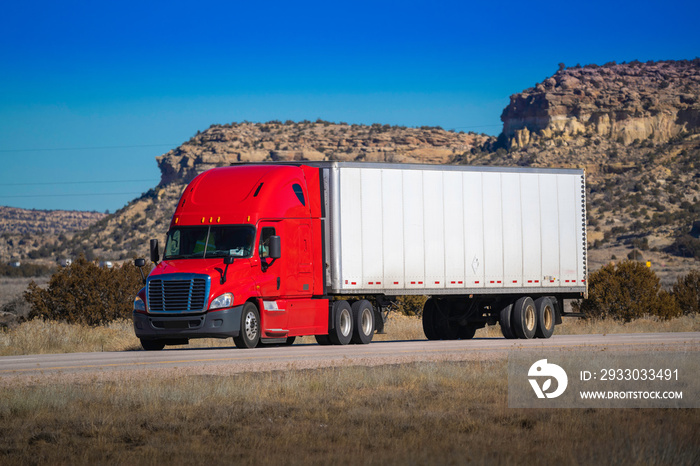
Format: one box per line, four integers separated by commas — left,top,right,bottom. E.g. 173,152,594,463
502,60,700,149
156,122,493,185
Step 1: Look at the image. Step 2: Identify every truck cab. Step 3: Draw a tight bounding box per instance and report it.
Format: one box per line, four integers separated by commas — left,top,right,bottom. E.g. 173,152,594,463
133,164,344,350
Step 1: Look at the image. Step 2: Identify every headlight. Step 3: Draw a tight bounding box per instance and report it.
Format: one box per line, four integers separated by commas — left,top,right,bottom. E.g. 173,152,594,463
210,293,233,310
133,296,146,312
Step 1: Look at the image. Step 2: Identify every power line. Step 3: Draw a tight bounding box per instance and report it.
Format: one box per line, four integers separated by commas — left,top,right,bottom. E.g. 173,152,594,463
0,179,158,187
0,143,178,154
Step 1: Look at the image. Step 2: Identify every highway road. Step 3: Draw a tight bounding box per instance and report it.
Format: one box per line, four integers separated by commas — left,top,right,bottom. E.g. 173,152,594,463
1,332,698,382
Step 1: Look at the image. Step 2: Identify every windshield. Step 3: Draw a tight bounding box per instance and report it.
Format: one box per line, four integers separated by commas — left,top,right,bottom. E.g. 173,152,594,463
163,225,255,260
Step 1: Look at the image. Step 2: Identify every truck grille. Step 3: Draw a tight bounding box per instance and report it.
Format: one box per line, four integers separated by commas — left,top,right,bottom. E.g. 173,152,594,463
147,275,209,313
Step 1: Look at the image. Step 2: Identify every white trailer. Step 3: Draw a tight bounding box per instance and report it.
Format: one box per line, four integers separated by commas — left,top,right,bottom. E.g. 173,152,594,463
316,162,587,340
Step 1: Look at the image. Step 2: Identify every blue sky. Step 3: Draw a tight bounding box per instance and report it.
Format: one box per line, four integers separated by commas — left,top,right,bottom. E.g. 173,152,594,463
1,0,698,212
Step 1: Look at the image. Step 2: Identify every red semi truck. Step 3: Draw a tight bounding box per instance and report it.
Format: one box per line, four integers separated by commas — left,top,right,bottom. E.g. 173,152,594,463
134,162,587,350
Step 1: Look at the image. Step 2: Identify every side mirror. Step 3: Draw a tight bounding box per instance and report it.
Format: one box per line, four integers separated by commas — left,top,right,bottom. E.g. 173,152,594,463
220,255,234,284
269,236,281,259
150,239,160,264
134,258,147,284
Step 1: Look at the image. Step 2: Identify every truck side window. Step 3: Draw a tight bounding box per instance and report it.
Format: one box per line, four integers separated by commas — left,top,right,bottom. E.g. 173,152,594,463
259,227,276,258
292,184,305,206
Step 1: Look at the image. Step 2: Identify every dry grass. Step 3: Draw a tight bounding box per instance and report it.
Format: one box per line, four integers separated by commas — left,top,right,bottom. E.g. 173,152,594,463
0,361,697,465
0,319,140,356
2,313,699,356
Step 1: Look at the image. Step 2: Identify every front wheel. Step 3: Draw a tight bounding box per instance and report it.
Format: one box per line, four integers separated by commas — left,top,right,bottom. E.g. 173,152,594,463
140,339,165,351
233,302,261,349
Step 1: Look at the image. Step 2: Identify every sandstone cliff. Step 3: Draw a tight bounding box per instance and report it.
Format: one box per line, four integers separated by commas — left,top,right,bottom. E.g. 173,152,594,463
502,60,700,149
157,121,493,185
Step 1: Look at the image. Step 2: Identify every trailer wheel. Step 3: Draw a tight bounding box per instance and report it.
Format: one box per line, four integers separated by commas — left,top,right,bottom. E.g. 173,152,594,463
499,303,517,339
351,300,375,344
434,299,459,340
233,302,261,349
422,298,439,340
329,300,353,345
512,297,537,339
534,297,555,339
458,324,477,340
140,339,165,351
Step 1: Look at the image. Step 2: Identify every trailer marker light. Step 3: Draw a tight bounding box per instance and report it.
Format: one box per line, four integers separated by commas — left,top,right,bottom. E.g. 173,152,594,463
247,216,250,222
368,282,374,285
535,280,540,283
418,281,423,285
528,280,533,283
217,217,221,223
497,281,502,284
377,282,381,285
451,281,455,284
475,281,480,284
458,281,463,284
201,217,205,223
490,281,494,284
209,217,213,223
513,280,517,283
175,217,179,224
394,281,399,285
435,281,440,284
411,281,415,284
351,282,356,285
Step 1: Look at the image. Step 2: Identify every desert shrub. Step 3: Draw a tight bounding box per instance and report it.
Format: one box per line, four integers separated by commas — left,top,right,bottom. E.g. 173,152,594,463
672,270,700,315
395,296,428,316
575,261,681,321
667,235,700,258
24,255,145,326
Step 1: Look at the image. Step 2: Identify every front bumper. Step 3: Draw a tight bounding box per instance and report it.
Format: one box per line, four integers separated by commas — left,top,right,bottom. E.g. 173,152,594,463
133,305,243,340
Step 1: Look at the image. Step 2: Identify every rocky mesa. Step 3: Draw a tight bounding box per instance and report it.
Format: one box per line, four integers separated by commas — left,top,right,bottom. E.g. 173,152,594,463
502,59,700,149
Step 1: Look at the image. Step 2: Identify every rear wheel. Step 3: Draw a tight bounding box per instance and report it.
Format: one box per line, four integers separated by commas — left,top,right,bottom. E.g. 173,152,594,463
434,299,459,340
284,336,296,346
315,335,332,345
351,300,375,344
499,303,516,339
140,339,165,351
329,301,353,345
233,302,261,349
458,324,477,340
422,298,439,340
534,297,555,339
513,297,537,339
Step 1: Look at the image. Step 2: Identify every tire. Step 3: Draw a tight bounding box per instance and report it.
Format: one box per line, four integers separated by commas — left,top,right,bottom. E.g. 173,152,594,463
233,302,261,349
422,298,439,340
315,335,332,345
499,303,517,339
512,297,537,339
141,339,165,351
434,299,459,340
458,324,477,340
284,336,296,346
351,300,375,344
534,297,555,339
329,301,353,345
